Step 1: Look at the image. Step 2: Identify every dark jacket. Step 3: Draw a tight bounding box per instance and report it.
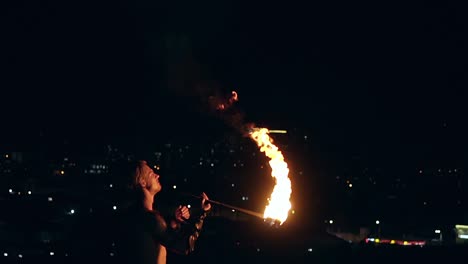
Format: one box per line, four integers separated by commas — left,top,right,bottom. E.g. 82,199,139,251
114,204,209,264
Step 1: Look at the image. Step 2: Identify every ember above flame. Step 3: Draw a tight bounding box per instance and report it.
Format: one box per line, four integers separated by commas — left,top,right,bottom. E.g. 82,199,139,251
250,128,292,225
214,91,238,110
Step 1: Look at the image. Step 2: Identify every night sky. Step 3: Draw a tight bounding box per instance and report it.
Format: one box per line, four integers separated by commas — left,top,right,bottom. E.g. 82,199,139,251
2,1,467,169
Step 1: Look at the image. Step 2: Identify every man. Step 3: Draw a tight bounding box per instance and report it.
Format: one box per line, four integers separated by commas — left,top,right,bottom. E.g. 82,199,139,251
114,160,211,264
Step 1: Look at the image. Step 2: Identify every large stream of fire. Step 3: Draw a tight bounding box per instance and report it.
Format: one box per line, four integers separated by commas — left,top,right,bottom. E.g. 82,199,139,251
250,128,292,225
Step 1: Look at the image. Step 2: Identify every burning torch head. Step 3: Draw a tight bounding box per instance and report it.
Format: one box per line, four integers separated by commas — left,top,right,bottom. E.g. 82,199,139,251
263,218,281,228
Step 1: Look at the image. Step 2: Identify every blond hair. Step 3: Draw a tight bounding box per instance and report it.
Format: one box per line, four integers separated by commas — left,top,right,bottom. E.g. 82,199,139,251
130,160,149,190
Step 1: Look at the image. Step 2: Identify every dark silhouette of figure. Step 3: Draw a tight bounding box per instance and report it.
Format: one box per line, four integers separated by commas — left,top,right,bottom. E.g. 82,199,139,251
114,160,211,264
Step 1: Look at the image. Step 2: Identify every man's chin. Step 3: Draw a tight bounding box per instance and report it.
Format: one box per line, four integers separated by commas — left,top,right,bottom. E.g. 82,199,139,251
156,184,162,193
150,184,162,194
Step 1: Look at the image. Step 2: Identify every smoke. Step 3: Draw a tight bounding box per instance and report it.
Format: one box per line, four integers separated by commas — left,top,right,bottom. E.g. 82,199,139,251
206,90,251,135
164,34,253,136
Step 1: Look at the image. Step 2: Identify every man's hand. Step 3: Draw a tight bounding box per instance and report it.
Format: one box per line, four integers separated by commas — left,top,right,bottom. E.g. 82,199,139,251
200,192,211,212
175,205,190,223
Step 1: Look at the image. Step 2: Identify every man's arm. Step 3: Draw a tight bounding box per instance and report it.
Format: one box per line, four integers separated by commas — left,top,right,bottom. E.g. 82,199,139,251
158,206,210,254
156,193,212,255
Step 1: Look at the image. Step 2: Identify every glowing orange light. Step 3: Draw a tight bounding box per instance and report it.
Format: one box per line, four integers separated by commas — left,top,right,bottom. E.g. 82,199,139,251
215,90,239,110
250,128,292,224
229,91,238,103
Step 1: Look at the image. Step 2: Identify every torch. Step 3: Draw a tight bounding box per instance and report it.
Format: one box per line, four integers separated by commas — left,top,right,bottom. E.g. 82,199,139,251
184,193,282,227
180,127,292,228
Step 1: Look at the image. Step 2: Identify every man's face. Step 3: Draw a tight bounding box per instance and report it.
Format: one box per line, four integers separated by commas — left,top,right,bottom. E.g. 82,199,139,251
141,164,162,195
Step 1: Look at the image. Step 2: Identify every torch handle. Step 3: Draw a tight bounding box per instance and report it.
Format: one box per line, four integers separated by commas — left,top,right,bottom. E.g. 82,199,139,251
182,193,264,219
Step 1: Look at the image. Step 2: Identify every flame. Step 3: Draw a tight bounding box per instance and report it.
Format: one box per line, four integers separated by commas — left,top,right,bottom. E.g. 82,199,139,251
214,91,238,110
250,128,292,224
229,91,238,103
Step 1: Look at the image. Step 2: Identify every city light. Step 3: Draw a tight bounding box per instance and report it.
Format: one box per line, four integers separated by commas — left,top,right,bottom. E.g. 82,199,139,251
1,121,465,258
365,238,426,246
455,224,468,240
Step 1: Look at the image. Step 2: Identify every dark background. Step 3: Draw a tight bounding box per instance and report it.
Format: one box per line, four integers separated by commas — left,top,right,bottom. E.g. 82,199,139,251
2,1,467,163
1,1,468,262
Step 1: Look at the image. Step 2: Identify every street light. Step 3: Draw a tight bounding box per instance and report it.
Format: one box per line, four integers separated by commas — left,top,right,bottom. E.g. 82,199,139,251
325,220,334,232
376,220,381,238
435,229,442,242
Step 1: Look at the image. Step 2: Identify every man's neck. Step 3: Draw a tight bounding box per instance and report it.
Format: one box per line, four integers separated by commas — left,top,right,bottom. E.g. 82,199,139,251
142,191,155,211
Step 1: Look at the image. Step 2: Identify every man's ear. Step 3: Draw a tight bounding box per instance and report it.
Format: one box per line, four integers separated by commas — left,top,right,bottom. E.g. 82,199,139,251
139,179,147,188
